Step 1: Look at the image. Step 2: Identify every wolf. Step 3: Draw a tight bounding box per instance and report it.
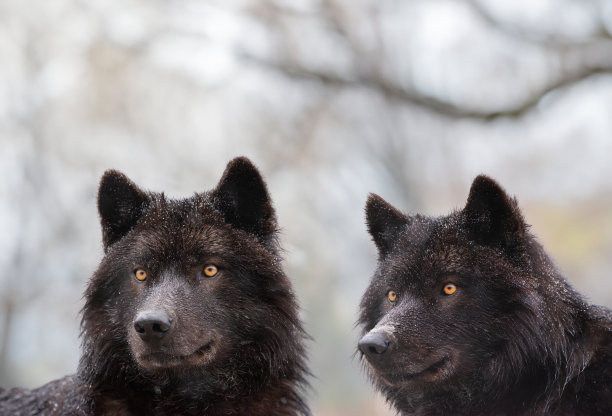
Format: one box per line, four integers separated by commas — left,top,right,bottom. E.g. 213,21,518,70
0,157,310,416
358,175,612,415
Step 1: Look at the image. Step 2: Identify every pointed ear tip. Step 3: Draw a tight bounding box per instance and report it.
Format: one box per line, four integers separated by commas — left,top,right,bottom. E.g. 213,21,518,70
472,174,496,185
365,193,384,216
367,193,391,208
98,170,144,205
221,157,264,184
466,175,520,220
366,193,380,205
100,169,128,184
99,171,136,197
469,174,505,194
226,156,257,171
365,193,408,227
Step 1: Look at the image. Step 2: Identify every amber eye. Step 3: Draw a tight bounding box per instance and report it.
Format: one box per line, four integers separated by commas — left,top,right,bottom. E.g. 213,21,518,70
134,268,147,282
388,290,397,303
443,283,457,295
203,265,219,278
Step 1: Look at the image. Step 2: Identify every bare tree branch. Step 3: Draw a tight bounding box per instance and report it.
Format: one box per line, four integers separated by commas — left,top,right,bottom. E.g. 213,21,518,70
239,50,612,121
465,0,612,47
240,0,612,121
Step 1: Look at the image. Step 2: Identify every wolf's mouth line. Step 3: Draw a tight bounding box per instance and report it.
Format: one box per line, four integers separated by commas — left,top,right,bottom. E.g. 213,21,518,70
368,355,450,385
404,356,449,378
144,340,214,362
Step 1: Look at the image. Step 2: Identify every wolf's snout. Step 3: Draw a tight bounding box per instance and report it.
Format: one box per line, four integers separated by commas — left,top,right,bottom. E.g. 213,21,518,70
134,311,174,342
359,332,390,356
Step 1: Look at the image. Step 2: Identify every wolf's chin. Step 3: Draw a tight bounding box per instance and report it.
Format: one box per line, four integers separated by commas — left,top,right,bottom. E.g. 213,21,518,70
135,340,216,370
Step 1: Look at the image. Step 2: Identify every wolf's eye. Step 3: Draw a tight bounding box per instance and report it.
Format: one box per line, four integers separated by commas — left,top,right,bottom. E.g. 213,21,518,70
134,268,147,282
203,265,219,278
443,283,457,295
388,290,397,303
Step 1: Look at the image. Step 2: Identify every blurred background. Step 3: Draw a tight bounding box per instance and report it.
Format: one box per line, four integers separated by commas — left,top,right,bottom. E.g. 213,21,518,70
1,0,612,414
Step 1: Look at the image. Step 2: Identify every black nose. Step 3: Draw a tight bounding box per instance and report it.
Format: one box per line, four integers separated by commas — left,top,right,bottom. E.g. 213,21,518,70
134,311,173,342
358,332,390,356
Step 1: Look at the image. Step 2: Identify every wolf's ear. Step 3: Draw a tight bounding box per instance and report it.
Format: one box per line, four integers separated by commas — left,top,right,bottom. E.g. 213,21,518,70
98,170,149,251
464,175,525,250
213,157,277,241
366,194,409,258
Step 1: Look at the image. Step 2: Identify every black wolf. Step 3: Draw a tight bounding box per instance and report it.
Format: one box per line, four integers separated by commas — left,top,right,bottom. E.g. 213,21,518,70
358,175,612,415
0,157,310,416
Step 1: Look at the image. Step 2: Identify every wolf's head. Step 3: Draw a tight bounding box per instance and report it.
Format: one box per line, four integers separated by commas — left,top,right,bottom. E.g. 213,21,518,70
359,175,586,414
80,157,307,408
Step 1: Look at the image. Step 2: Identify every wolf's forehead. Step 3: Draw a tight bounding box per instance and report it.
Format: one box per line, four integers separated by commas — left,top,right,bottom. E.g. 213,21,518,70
385,219,436,271
127,225,232,267
391,216,462,269
145,196,220,226
153,193,213,212
403,216,437,245
394,215,441,254
133,201,229,248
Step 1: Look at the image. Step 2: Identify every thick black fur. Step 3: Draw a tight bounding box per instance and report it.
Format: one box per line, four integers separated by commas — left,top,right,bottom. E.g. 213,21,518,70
1,157,310,416
359,175,612,415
